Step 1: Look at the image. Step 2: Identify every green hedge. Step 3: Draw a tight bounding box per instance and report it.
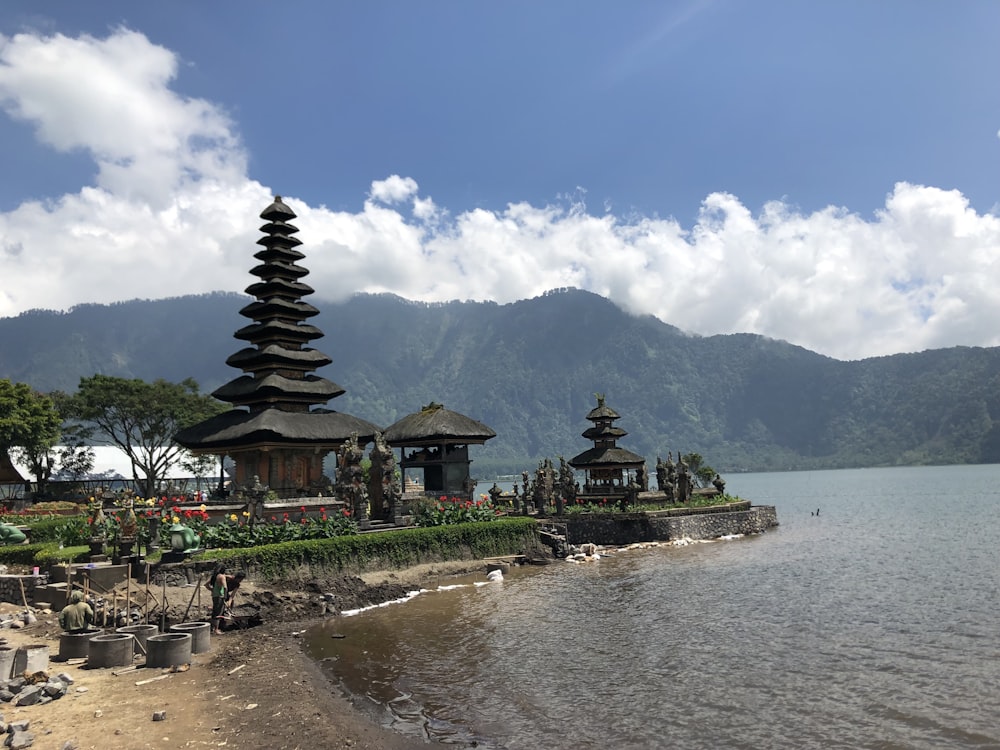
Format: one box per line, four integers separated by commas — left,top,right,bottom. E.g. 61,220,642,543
194,517,540,579
0,542,90,566
19,516,76,543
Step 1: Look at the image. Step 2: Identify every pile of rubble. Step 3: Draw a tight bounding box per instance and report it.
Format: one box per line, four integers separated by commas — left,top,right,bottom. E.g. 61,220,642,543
0,670,73,706
0,719,33,750
0,671,74,749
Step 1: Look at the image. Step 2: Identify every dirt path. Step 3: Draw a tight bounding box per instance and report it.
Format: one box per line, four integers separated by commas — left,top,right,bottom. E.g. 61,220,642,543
0,562,491,749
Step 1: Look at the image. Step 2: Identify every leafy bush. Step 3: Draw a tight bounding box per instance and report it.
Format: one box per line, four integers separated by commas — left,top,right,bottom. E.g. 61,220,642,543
162,505,358,549
34,544,90,564
413,495,501,526
0,543,52,566
195,517,539,579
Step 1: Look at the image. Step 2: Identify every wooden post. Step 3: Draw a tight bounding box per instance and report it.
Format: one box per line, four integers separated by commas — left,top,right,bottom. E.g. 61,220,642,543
125,563,131,626
144,565,150,624
160,574,167,632
181,574,203,623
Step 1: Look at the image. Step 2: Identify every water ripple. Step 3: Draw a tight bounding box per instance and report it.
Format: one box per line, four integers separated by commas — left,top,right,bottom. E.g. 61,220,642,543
307,465,1000,749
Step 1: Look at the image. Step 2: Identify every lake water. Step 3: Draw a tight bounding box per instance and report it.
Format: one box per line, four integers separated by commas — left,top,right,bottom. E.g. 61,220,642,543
306,465,1000,749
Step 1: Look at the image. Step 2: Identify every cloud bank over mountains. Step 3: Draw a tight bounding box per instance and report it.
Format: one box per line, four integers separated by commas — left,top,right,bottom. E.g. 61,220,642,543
1,28,999,361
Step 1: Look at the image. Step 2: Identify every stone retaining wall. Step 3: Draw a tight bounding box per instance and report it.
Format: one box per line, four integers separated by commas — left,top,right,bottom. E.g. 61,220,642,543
556,506,779,546
0,575,45,606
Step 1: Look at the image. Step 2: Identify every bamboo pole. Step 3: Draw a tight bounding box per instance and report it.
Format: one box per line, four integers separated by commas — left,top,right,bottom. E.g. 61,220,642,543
181,574,203,623
125,563,131,626
160,574,167,631
144,565,150,623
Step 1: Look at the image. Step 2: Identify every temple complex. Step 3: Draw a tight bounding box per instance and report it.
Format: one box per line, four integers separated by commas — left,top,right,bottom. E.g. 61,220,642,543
569,394,646,498
384,403,496,496
174,197,380,497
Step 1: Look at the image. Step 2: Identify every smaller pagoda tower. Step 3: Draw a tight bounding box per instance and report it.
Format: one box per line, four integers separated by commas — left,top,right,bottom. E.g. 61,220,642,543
569,394,645,498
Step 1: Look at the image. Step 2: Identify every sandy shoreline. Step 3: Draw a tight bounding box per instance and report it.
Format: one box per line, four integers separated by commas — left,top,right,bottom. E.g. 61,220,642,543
0,560,490,749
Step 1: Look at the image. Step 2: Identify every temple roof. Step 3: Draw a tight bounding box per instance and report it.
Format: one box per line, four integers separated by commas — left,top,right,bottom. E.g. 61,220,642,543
174,408,381,451
585,395,620,421
568,445,646,469
238,298,320,320
384,403,496,446
582,424,628,440
233,320,324,343
212,373,346,404
225,346,332,371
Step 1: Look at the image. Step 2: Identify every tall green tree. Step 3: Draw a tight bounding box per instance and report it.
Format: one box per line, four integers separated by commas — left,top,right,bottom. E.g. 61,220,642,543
0,379,62,492
66,375,227,498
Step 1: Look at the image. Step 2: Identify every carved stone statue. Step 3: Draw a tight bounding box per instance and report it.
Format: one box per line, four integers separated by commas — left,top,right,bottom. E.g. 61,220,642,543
676,453,692,504
244,474,269,525
368,432,401,521
488,482,503,508
558,457,576,510
636,464,648,492
119,497,138,539
712,473,726,495
336,432,369,527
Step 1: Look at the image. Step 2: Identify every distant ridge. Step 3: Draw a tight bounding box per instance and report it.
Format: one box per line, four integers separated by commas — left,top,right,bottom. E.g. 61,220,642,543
2,288,999,474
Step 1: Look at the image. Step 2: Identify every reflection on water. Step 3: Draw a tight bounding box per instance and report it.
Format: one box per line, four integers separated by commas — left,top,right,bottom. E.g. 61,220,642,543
307,465,1000,749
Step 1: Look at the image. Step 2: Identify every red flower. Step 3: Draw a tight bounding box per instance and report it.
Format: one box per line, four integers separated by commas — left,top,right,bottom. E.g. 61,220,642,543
342,509,351,517
320,514,327,521
319,507,326,513
300,506,306,513
300,518,307,524
270,515,277,521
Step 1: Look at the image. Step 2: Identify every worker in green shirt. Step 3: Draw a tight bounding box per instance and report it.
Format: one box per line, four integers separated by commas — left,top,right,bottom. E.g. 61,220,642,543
59,590,95,633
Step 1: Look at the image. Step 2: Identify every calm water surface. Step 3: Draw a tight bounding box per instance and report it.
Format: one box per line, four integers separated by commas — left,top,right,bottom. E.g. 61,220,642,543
307,465,1000,749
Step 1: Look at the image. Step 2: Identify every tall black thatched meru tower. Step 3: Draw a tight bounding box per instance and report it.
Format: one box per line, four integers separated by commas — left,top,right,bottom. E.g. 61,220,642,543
175,196,379,496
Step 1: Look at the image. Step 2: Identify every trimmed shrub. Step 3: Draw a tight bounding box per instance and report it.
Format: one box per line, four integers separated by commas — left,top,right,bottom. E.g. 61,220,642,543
195,517,539,579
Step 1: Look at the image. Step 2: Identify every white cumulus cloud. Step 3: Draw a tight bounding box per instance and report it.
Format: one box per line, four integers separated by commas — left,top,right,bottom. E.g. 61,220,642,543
2,27,1000,361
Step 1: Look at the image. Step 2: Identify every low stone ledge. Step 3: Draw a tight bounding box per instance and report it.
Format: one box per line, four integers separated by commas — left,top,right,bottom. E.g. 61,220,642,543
553,505,779,546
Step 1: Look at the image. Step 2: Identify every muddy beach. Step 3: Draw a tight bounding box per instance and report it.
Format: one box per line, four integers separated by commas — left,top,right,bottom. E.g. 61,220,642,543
0,561,486,749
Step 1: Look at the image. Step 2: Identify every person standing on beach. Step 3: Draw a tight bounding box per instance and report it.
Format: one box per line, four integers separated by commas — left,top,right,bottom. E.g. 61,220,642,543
210,565,228,634
225,571,245,609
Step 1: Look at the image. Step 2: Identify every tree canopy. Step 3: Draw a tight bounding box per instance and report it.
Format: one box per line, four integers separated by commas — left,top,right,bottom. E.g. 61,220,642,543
0,378,62,486
65,375,227,498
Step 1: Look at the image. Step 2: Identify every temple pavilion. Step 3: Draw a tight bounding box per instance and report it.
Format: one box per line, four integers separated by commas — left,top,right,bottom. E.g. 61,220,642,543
569,394,645,497
383,403,496,497
174,196,380,497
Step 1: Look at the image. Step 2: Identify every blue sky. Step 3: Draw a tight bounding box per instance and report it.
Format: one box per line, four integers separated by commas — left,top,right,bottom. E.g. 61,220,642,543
1,1,999,360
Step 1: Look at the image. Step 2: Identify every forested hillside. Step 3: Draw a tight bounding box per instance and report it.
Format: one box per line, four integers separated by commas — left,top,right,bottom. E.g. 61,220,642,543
2,289,999,475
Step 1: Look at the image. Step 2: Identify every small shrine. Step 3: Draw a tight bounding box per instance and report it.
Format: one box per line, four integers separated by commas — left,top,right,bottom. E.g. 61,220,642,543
383,403,496,497
174,196,380,497
569,394,646,498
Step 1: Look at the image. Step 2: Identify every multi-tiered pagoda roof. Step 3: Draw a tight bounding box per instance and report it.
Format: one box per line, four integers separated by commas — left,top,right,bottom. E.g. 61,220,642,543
569,394,645,494
175,197,379,493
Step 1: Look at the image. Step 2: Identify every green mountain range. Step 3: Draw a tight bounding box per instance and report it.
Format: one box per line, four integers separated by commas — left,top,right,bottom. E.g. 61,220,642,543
2,288,999,476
